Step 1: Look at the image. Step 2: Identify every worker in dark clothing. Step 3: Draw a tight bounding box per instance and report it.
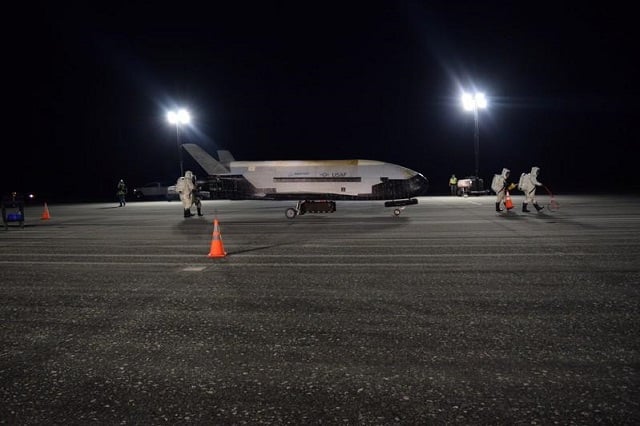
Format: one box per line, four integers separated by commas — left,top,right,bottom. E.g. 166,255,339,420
116,179,127,207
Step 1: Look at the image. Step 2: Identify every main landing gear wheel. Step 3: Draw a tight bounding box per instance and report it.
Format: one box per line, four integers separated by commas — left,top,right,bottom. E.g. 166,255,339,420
385,199,417,216
393,206,408,216
285,208,298,219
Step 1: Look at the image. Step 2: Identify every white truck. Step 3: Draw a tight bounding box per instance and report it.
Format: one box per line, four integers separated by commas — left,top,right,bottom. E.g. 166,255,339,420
132,182,174,200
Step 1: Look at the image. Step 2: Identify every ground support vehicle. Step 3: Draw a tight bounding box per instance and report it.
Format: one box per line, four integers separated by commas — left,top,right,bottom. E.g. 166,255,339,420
285,200,336,219
457,176,490,196
133,182,173,201
2,194,25,229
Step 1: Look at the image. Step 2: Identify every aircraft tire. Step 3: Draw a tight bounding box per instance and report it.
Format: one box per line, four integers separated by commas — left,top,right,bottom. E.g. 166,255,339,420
285,208,297,219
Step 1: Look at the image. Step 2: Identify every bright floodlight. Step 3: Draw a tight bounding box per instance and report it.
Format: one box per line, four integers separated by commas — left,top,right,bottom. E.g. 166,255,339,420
461,91,488,179
461,92,487,111
475,93,487,108
167,108,191,124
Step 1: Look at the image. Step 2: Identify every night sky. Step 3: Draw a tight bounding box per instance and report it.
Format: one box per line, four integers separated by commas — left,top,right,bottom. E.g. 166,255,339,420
4,2,636,201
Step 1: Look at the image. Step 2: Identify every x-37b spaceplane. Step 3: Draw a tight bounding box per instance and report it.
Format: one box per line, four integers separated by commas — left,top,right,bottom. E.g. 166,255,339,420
182,143,429,218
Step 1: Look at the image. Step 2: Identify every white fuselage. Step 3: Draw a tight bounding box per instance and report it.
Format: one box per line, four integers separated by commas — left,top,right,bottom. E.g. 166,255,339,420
229,160,417,197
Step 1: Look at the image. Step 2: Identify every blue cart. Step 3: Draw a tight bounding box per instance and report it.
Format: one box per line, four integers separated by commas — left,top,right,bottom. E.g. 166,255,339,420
2,193,25,229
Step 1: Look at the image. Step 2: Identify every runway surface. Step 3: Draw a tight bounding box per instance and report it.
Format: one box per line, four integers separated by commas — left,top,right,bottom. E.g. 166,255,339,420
1,195,639,423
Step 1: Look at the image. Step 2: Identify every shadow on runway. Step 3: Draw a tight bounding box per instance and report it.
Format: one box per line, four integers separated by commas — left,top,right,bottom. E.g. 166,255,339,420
496,212,526,220
172,212,410,238
2,225,30,230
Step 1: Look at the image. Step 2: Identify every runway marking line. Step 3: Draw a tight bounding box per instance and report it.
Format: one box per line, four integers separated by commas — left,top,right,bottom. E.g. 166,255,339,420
182,266,207,271
0,252,620,260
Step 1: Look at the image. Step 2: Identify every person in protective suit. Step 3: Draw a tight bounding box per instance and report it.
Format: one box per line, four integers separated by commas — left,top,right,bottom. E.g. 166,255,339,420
175,170,201,218
191,174,204,217
492,168,517,212
519,166,544,212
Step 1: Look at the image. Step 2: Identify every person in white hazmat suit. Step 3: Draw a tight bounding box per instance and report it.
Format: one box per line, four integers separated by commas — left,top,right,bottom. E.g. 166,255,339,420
519,166,544,212
175,170,203,218
491,168,517,212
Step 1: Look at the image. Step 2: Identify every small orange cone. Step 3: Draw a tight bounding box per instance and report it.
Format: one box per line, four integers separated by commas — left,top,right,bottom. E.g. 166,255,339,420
41,202,51,220
504,190,514,210
207,218,227,258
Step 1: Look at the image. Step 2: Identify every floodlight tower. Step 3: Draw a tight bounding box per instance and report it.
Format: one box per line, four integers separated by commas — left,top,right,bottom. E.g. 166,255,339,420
167,108,191,176
461,92,487,178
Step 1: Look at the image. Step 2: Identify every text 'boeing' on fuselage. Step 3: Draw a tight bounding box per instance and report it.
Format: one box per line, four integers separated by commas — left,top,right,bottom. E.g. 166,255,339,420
181,143,429,218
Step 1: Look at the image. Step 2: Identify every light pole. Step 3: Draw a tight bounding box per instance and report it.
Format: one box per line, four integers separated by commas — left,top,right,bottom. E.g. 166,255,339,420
461,92,487,178
167,108,191,176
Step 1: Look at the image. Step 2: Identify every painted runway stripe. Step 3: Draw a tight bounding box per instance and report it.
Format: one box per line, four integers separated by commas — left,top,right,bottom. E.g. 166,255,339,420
0,261,630,268
0,252,617,258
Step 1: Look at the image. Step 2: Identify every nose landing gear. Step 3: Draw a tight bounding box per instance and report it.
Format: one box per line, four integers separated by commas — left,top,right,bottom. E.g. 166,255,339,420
385,198,418,216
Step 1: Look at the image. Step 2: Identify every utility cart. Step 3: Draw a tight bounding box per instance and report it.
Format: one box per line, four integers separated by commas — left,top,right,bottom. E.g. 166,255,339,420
457,176,490,196
2,193,25,229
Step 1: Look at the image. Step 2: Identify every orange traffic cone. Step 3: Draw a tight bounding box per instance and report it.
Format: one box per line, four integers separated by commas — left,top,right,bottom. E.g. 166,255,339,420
207,218,227,258
41,202,51,220
504,190,514,210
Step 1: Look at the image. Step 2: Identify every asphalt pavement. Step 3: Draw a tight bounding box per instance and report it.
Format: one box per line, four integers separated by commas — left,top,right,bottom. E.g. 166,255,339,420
1,195,639,424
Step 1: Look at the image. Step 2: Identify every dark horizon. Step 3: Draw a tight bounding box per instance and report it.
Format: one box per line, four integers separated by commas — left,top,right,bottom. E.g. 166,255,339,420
4,2,637,202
